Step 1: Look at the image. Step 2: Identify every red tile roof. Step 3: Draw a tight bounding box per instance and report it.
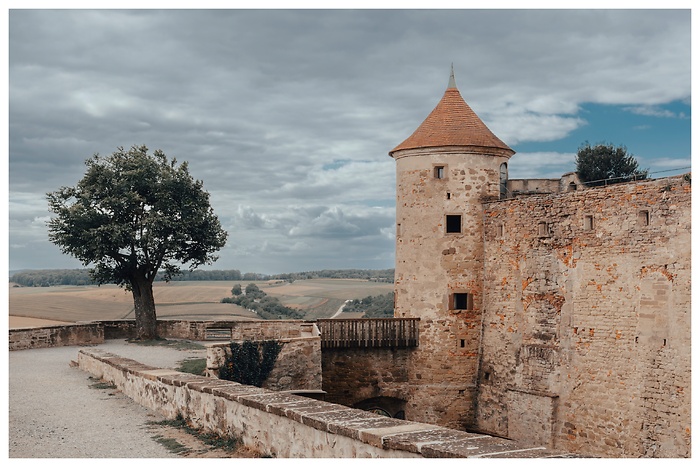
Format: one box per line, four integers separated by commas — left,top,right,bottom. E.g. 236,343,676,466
389,82,514,157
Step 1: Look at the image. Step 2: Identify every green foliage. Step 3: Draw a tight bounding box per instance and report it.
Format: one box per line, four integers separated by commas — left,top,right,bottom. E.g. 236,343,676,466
10,269,96,287
244,283,264,298
149,415,241,453
218,340,282,387
575,142,648,187
231,284,242,295
343,292,395,318
270,269,394,283
46,145,227,339
221,284,304,319
151,434,190,454
177,358,207,375
128,338,206,350
46,145,228,288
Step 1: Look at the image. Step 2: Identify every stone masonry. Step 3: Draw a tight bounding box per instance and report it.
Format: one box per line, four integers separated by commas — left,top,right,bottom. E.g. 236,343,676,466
386,69,691,457
478,174,691,457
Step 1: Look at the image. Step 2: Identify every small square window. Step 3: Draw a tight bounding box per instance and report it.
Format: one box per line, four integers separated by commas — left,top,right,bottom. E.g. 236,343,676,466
434,166,445,179
638,210,650,226
446,215,462,233
452,293,474,310
583,215,594,231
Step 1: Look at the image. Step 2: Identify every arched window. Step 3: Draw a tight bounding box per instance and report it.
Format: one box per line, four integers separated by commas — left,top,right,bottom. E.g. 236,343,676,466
499,163,508,199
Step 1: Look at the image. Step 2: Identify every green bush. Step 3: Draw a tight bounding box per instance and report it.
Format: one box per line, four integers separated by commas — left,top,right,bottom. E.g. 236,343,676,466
219,340,282,387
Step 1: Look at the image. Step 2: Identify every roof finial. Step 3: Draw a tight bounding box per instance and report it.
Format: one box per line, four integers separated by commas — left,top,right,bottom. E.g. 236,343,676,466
447,63,457,89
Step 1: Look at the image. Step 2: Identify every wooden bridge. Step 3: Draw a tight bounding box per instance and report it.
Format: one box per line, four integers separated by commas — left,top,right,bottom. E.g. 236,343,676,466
317,318,419,349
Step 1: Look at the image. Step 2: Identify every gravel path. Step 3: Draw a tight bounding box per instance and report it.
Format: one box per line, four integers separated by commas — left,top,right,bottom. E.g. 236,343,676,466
9,339,208,458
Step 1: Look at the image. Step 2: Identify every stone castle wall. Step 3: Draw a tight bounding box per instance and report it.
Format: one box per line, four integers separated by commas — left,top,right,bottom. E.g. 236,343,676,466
9,323,104,350
477,175,691,457
393,148,510,429
77,347,571,458
321,347,413,414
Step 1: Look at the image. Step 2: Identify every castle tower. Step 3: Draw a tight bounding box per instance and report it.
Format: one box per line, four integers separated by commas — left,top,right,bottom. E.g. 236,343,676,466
389,67,514,429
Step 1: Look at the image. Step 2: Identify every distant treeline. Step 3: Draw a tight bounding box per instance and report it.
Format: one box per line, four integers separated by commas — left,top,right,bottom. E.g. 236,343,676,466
10,269,97,287
343,292,394,318
268,269,394,283
10,268,395,287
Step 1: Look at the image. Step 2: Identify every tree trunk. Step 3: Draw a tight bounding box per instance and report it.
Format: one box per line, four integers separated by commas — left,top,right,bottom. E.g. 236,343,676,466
130,273,158,340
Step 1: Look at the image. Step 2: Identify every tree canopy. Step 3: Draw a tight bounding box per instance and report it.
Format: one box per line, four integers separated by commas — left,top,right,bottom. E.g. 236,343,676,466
47,145,228,338
575,142,648,187
343,292,395,318
221,283,303,320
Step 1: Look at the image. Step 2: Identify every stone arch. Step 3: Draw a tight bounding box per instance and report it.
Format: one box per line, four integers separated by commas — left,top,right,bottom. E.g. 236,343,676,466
353,396,407,419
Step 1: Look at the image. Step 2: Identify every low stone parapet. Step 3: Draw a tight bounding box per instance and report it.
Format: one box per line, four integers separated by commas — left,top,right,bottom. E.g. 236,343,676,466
9,323,103,351
206,332,322,391
77,348,574,458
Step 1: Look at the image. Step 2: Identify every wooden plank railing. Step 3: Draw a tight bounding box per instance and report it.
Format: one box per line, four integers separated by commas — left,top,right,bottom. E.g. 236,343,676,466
317,318,419,349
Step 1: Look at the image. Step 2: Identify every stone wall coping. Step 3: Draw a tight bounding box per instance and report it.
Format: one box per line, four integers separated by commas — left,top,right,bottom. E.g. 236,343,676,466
78,348,574,458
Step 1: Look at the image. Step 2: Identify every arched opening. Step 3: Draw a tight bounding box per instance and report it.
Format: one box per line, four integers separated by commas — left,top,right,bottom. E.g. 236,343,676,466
499,163,508,199
353,396,407,419
568,181,577,192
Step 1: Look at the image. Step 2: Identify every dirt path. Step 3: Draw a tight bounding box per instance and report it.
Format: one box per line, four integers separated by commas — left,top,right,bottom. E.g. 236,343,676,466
8,339,260,458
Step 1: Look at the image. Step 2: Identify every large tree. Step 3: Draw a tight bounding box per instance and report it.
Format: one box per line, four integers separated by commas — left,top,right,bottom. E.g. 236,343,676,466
575,142,648,187
47,145,228,339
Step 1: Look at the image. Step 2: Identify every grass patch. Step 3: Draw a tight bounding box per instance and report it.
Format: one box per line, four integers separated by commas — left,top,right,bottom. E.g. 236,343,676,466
128,338,206,351
88,376,116,390
148,416,240,452
151,434,190,455
177,357,207,375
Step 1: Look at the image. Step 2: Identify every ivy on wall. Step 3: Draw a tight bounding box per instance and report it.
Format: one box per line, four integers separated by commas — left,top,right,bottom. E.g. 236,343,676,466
219,340,283,387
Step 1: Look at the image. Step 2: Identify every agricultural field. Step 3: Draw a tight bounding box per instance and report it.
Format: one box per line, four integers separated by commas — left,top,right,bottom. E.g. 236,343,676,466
8,279,394,328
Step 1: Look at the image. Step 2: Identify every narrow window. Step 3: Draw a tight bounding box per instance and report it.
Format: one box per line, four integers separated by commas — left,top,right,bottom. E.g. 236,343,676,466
452,293,474,310
638,210,650,226
497,224,504,237
538,221,549,237
459,339,466,348
584,215,594,231
396,223,401,237
446,192,451,200
434,166,445,179
446,215,462,233
499,163,508,199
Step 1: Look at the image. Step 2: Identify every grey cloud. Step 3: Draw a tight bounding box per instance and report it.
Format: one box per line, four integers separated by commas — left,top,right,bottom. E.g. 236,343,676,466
8,9,691,274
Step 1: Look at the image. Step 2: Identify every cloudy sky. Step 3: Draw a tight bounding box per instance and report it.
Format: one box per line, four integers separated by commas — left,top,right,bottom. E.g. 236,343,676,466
6,6,692,275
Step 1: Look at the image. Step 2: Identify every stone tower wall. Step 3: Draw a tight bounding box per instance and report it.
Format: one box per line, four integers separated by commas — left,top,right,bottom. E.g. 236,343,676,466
477,174,691,457
393,147,510,429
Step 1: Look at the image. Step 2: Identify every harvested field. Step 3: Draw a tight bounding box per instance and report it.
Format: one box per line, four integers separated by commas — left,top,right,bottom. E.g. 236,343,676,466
8,279,394,327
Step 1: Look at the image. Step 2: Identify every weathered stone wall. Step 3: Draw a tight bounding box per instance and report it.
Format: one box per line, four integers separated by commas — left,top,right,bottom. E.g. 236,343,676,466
321,347,413,413
393,148,511,429
77,348,571,458
207,334,322,391
9,323,104,350
10,319,317,351
478,175,691,457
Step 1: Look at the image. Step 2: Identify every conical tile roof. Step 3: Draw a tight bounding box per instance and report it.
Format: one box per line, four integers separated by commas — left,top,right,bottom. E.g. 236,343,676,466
390,71,514,157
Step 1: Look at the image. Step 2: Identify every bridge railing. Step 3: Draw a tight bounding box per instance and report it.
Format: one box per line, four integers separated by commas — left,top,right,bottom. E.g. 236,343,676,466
317,318,419,349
